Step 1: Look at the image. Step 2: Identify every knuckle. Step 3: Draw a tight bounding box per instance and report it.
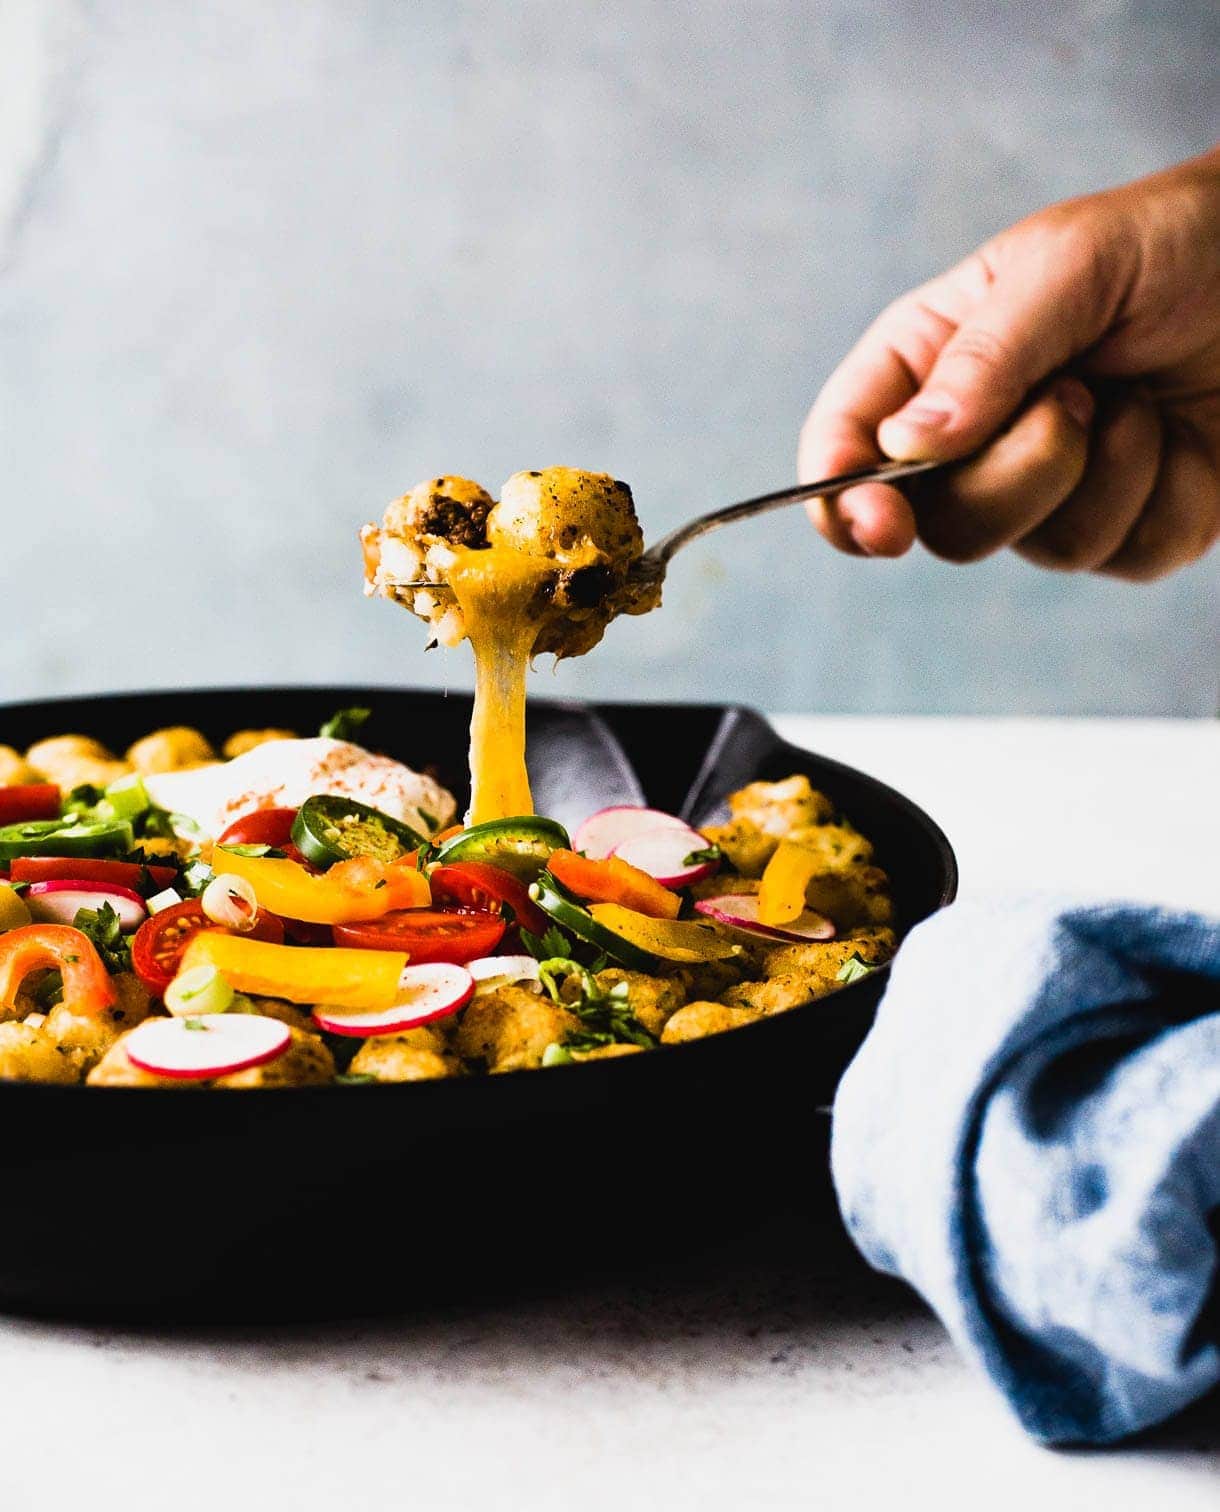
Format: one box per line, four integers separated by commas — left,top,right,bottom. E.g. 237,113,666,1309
943,324,1015,381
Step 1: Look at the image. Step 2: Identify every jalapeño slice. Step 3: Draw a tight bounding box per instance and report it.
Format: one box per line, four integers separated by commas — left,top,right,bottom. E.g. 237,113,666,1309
529,872,660,973
291,795,427,870
433,816,569,883
0,817,134,862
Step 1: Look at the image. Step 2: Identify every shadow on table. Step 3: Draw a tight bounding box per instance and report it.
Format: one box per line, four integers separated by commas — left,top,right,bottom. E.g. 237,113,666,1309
20,1178,925,1345
13,1179,1219,1458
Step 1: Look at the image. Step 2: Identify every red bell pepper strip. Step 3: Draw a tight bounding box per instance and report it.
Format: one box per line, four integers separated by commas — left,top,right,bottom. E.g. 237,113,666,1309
0,924,117,1016
0,785,61,826
9,856,179,892
547,849,681,921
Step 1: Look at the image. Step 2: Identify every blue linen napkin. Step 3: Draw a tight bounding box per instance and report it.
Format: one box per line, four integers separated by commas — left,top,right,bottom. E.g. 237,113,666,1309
831,897,1220,1445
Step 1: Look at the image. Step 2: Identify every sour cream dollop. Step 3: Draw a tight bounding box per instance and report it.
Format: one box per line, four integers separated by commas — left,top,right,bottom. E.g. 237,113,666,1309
143,738,456,841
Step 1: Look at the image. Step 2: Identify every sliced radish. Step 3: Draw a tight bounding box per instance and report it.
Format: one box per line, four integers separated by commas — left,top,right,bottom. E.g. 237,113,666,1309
25,880,148,933
693,895,836,943
467,954,543,995
125,1013,291,1080
312,961,474,1037
612,825,719,887
571,805,691,860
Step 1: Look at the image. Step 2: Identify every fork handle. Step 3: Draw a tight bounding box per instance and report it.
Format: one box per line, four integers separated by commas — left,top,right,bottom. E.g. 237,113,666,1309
648,457,945,565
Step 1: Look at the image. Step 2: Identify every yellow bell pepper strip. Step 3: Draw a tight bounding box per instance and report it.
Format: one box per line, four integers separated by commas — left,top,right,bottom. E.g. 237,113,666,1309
758,841,823,926
179,931,407,1011
547,849,681,920
0,923,117,1016
213,848,431,925
0,881,32,933
587,904,744,963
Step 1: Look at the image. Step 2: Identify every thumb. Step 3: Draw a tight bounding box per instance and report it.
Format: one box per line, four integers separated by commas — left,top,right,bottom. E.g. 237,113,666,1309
877,278,1081,462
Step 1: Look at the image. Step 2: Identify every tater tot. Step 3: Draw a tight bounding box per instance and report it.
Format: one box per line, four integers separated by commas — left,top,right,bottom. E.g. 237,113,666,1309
24,735,130,791
349,1028,461,1082
0,1021,80,1083
0,745,35,785
126,726,216,775
222,728,298,760
661,1001,763,1044
454,985,578,1072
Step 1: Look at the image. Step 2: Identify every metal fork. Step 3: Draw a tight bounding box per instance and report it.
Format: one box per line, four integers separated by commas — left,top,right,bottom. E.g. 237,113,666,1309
382,457,944,591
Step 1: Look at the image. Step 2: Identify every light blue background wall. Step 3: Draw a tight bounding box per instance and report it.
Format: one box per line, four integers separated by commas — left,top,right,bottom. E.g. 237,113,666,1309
1,0,1216,715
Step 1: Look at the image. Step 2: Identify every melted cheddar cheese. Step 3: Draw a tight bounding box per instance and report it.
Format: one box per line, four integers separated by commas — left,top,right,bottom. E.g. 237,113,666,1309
362,469,661,822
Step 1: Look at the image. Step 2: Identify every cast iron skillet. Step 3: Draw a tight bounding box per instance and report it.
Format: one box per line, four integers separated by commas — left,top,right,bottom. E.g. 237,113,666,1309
0,687,956,1320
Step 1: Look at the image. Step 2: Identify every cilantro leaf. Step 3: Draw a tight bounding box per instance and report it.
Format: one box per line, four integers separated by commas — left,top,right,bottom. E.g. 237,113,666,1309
535,957,658,1051
320,707,372,742
520,924,572,963
72,901,131,976
683,843,723,866
32,970,64,1008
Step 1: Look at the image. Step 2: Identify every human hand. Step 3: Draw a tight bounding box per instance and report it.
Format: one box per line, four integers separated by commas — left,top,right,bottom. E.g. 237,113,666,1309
798,148,1220,579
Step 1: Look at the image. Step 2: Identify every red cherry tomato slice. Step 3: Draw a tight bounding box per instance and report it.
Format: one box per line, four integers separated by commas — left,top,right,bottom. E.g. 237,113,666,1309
428,862,549,936
333,908,506,965
216,807,306,865
0,784,61,826
9,856,179,893
131,901,285,996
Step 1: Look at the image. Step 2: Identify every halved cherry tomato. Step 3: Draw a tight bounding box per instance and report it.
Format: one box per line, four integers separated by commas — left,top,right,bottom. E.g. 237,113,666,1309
333,908,506,964
9,855,179,893
131,900,285,996
429,861,549,936
0,924,116,1016
217,806,308,866
0,785,61,826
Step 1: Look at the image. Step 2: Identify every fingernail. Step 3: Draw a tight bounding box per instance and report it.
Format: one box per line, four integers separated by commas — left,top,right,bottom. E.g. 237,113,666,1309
887,394,957,434
1053,377,1095,429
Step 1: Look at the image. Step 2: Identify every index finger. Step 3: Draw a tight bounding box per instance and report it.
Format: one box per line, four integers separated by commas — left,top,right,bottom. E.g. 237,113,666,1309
799,293,957,555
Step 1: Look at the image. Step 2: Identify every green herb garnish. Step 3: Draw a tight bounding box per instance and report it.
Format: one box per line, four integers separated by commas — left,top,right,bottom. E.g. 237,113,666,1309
536,958,657,1051
320,707,372,742
32,970,64,1008
836,954,875,985
72,901,131,976
520,923,572,962
683,843,723,866
182,1017,208,1032
336,1071,377,1085
178,859,213,898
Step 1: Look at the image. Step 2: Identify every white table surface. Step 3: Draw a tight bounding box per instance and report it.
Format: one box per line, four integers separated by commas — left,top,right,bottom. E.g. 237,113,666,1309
2,716,1217,1512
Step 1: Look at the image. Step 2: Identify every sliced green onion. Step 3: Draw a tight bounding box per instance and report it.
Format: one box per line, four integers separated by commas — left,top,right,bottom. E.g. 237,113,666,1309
165,965,235,1018
542,1042,574,1067
835,955,875,985
147,886,184,914
102,773,152,821
201,873,258,931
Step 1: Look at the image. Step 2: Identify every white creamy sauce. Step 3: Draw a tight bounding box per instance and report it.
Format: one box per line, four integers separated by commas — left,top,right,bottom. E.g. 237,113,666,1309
143,738,456,840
